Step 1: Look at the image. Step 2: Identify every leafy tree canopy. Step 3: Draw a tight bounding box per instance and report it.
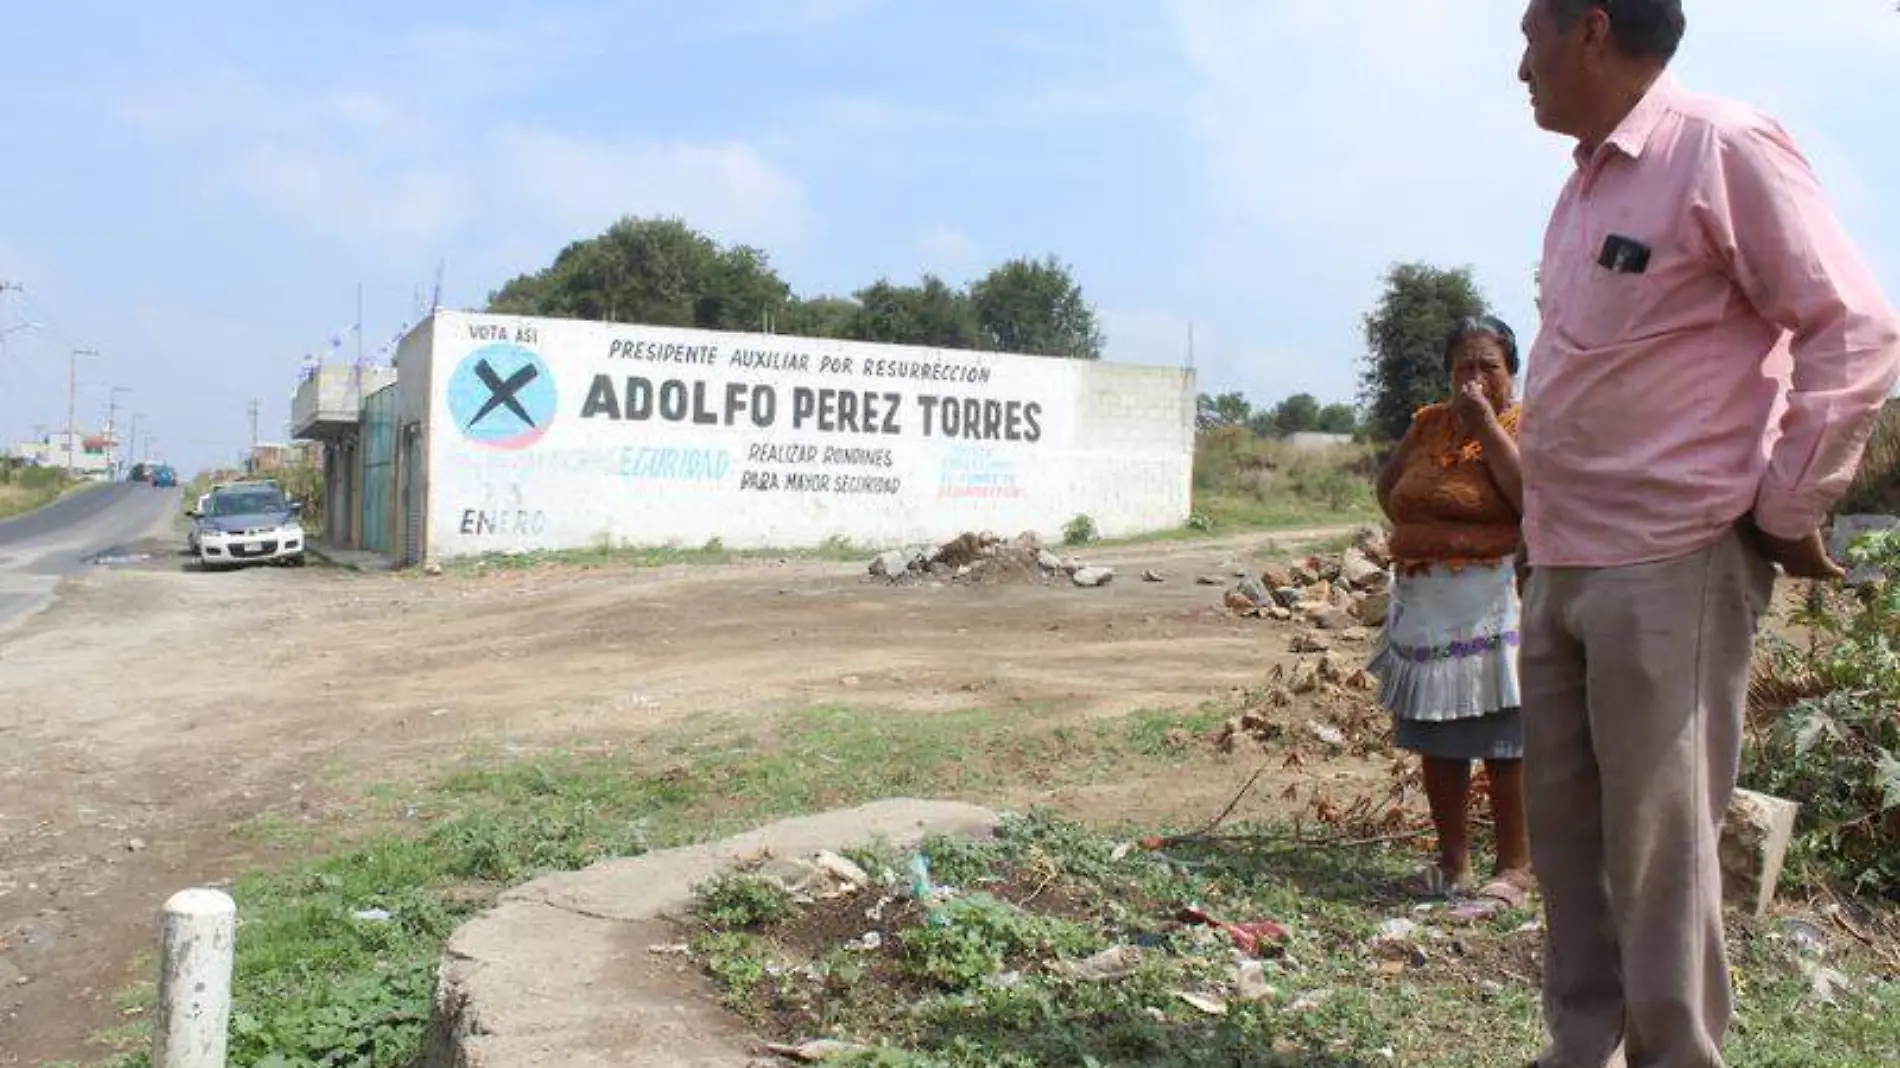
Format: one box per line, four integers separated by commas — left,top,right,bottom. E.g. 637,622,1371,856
487,216,1106,359
1358,262,1489,443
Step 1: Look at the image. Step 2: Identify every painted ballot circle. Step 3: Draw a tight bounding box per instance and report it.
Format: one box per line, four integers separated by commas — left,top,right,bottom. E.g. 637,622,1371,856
447,343,557,450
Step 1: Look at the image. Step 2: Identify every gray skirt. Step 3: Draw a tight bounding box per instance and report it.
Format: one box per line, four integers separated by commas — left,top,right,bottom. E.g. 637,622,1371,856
1393,708,1524,761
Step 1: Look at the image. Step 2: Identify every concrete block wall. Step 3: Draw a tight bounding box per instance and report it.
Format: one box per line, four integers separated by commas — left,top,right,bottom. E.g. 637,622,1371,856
1068,363,1197,538
412,310,1195,560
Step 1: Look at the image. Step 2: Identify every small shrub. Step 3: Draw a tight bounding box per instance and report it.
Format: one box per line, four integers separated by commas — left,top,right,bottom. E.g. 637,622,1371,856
695,874,795,929
900,893,1101,992
1062,514,1098,546
1745,527,1900,896
1185,511,1214,533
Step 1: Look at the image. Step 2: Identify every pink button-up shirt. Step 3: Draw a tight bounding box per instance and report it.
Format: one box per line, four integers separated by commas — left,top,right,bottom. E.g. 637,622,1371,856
1522,73,1900,568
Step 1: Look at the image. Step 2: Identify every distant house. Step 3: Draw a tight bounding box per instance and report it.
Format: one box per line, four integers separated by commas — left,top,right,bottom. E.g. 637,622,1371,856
5,428,116,480
248,441,317,475
1282,431,1356,451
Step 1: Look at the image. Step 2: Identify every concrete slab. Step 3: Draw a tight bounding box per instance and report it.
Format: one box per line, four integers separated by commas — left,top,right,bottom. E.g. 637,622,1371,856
424,798,999,1068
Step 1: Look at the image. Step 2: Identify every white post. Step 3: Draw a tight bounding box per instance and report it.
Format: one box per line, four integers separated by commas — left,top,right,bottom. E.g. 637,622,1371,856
153,888,237,1068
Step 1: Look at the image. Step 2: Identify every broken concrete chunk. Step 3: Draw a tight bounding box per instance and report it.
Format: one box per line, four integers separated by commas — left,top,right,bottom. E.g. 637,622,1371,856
813,851,870,888
1290,632,1330,654
1721,788,1799,917
1340,549,1385,589
762,1039,871,1062
868,550,911,578
1355,591,1392,627
1072,566,1115,588
1308,606,1358,632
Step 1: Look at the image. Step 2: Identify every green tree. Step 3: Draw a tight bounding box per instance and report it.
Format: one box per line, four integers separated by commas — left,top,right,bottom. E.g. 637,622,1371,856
485,216,1111,360
847,276,986,349
967,255,1105,359
1359,263,1488,443
487,216,793,331
1267,393,1323,437
777,295,859,339
1196,391,1253,432
1317,403,1359,435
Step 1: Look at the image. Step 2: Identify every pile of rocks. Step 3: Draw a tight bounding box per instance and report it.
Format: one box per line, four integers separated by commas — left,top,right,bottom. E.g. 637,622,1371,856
1225,527,1392,631
1213,652,1386,757
868,531,1115,589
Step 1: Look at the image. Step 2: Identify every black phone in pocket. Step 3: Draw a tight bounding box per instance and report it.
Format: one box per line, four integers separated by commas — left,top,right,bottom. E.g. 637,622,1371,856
1598,234,1651,274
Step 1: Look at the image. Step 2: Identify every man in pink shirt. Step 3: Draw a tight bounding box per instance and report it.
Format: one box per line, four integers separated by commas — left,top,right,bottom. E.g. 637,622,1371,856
1515,2,1900,1066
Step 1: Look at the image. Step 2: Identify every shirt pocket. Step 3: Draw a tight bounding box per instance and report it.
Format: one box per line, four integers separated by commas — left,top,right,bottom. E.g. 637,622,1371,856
1561,255,1651,350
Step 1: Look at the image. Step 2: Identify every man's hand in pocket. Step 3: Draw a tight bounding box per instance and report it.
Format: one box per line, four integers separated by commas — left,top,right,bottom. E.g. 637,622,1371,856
1740,517,1845,581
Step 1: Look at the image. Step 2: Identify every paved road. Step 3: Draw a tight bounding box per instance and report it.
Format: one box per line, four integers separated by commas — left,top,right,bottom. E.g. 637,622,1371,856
0,483,182,633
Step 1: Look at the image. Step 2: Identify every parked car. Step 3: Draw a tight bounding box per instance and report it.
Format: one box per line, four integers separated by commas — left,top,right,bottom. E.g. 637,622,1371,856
188,485,305,569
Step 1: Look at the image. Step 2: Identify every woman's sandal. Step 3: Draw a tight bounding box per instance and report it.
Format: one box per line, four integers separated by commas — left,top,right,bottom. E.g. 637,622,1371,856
1473,871,1536,909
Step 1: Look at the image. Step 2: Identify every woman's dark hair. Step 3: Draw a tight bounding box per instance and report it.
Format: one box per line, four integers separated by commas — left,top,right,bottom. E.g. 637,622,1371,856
1441,315,1520,375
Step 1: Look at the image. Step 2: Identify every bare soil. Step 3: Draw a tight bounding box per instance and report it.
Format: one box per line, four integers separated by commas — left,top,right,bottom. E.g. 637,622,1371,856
0,527,1363,1064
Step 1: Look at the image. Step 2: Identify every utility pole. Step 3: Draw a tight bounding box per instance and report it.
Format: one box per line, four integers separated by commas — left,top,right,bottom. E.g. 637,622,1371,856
108,386,131,478
247,400,260,474
68,348,98,478
128,412,143,471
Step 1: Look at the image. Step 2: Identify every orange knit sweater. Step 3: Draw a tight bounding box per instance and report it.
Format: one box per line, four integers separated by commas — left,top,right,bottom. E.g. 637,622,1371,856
1385,402,1522,570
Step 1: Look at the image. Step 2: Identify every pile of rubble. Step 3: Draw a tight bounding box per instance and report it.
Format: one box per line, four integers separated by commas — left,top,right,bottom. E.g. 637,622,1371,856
1223,527,1392,631
867,531,1115,589
1213,651,1386,757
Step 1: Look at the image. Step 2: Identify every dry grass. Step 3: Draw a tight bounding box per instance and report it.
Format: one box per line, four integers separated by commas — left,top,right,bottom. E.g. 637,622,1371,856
1191,426,1381,530
1838,399,1900,515
0,474,75,521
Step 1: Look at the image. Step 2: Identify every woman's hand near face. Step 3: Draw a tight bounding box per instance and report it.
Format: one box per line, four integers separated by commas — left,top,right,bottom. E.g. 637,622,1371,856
1451,379,1499,436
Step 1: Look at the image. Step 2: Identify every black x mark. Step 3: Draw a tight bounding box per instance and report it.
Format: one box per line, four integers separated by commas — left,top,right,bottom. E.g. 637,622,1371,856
467,358,540,430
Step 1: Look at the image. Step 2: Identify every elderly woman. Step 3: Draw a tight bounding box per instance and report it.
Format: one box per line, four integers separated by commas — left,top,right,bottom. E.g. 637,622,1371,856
1370,315,1530,906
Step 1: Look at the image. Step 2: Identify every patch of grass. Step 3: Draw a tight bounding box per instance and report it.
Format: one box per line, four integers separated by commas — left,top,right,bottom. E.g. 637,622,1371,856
89,702,1243,1068
0,467,82,520
445,534,864,573
693,811,1900,1068
1189,427,1381,534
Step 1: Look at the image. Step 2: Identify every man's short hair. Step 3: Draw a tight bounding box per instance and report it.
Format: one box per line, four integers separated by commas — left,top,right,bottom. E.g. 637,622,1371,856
1549,0,1687,63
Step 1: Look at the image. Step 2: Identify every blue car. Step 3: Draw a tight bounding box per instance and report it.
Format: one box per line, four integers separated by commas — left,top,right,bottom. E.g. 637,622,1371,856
153,465,178,488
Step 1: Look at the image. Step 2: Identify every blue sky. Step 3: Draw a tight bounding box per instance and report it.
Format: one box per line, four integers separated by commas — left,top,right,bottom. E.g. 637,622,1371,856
1,1,1895,474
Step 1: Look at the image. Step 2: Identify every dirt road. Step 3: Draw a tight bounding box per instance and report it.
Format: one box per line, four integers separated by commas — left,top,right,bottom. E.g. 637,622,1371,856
0,525,1359,1063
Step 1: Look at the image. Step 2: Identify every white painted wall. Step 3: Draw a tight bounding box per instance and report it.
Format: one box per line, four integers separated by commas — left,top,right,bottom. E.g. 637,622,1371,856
417,310,1194,559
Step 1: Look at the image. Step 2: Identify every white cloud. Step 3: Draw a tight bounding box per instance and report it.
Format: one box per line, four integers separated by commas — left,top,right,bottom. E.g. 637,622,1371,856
118,57,818,275
719,0,885,35
231,145,477,258
912,224,979,277
490,128,817,252
1101,307,1338,405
